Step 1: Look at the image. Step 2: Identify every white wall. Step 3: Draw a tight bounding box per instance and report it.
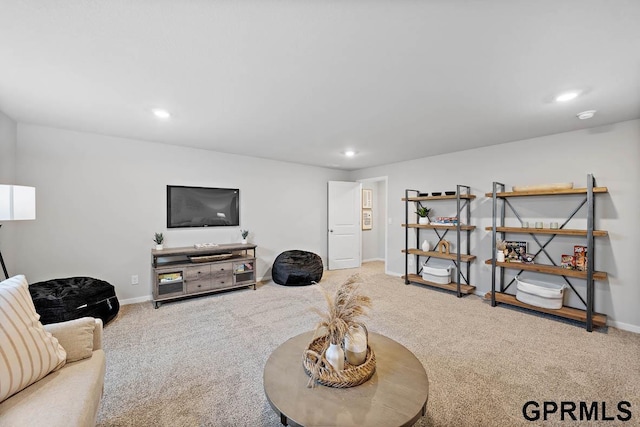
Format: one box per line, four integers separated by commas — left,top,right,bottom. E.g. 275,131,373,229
350,119,640,331
0,110,18,275
15,124,348,302
0,110,17,182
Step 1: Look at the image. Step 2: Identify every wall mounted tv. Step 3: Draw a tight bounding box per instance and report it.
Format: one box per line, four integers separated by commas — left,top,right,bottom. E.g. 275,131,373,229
167,186,239,228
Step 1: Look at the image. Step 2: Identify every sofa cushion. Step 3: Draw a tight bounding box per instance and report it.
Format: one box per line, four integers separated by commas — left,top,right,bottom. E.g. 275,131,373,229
0,349,106,427
0,275,67,403
45,317,95,363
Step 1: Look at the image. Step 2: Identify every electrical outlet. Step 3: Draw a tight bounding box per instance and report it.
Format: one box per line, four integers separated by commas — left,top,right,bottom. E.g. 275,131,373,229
131,275,139,285
408,256,414,266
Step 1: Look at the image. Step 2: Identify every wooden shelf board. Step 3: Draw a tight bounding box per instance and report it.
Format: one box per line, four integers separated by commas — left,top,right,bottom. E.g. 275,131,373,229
483,259,607,280
402,223,476,231
402,249,476,262
484,226,608,237
484,292,607,327
402,194,476,201
484,187,608,198
403,274,475,294
152,243,256,257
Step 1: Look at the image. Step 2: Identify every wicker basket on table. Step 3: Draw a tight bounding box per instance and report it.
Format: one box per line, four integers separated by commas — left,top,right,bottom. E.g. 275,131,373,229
302,334,376,388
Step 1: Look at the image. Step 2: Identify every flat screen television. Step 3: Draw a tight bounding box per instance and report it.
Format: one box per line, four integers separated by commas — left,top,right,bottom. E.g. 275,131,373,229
167,185,239,228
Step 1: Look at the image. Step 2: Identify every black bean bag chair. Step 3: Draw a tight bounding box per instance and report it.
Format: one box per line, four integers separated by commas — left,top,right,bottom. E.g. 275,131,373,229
272,250,323,286
29,277,120,325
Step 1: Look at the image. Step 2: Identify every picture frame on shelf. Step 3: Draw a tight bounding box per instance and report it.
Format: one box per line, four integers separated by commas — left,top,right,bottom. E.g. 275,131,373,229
504,241,527,262
362,189,373,209
362,209,372,230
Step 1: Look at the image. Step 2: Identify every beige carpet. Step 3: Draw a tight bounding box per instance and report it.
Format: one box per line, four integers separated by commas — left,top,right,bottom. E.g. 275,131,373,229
97,262,640,426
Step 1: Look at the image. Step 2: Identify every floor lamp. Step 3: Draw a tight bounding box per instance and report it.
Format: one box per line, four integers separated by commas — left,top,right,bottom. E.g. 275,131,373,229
0,185,36,279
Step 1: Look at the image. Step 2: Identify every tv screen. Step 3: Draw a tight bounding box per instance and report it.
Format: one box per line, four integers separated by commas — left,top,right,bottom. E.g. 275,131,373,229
167,186,239,228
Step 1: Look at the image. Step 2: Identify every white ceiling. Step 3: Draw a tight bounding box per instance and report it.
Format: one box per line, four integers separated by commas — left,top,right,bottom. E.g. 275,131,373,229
1,1,639,171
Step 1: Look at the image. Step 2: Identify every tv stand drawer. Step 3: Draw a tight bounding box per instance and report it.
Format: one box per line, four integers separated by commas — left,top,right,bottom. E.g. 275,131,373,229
186,279,212,293
185,265,212,281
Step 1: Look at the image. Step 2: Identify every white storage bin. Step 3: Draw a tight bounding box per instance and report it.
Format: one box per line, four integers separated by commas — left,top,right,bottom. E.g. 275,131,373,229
515,275,565,309
421,262,452,284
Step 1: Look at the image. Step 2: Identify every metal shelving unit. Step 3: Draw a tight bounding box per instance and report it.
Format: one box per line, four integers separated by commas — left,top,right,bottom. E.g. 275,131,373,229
402,185,476,297
485,174,608,331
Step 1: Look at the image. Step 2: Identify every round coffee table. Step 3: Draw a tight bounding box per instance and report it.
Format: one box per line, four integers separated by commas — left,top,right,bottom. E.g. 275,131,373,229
263,331,429,427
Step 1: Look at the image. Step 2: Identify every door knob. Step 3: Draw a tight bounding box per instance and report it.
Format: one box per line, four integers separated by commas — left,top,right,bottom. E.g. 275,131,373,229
329,229,334,233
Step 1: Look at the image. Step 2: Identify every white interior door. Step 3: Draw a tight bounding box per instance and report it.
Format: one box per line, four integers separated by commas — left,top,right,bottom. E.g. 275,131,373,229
328,181,361,270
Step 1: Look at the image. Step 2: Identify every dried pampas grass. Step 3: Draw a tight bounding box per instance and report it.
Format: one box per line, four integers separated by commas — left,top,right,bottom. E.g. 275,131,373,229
311,274,372,345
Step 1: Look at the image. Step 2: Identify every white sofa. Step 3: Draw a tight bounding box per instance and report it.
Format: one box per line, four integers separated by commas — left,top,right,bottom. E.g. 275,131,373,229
0,318,106,427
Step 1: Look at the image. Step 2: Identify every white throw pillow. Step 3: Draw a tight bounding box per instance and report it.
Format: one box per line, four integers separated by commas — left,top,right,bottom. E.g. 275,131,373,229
45,317,95,362
0,275,67,403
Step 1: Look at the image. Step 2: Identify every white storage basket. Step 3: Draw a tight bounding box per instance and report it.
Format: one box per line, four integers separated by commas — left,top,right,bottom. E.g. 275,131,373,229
515,275,565,309
421,262,452,284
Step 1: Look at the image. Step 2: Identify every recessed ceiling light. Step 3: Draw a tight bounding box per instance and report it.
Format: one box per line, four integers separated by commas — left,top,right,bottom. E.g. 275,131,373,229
344,150,356,157
152,109,171,119
577,110,596,120
555,92,580,102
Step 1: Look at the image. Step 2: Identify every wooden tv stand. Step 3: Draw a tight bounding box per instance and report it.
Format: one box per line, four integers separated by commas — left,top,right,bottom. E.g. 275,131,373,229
151,243,257,309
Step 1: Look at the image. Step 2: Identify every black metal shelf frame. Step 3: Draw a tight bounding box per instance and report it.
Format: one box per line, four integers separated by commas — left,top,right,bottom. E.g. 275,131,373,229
489,174,602,331
404,185,474,297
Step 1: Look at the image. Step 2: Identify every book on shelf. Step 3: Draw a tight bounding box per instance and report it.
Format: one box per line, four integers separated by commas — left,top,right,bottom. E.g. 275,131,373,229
574,245,588,271
432,216,459,225
561,254,576,270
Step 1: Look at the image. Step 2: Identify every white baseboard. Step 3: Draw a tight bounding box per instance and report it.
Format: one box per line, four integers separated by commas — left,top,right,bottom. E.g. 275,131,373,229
474,291,640,334
119,278,269,306
363,258,384,263
119,295,152,306
607,320,640,334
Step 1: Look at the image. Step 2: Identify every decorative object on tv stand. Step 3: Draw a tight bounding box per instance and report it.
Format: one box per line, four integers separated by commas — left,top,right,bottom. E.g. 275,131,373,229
153,232,164,250
240,229,249,244
0,185,36,279
304,274,374,388
415,206,431,224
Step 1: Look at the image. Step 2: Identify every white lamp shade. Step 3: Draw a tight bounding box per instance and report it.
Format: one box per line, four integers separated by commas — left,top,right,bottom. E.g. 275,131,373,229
0,185,36,221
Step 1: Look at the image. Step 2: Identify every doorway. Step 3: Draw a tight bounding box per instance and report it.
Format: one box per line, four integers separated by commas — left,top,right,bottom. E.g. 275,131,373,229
358,177,388,273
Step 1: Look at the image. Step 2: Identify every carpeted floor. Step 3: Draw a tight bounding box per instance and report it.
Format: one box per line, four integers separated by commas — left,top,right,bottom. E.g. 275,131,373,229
97,262,640,426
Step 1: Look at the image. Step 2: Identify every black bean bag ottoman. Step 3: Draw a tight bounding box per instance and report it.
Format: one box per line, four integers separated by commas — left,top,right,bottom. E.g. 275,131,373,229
29,277,120,325
272,250,323,286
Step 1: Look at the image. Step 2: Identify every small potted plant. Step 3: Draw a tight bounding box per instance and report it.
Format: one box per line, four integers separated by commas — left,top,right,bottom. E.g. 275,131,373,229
240,229,249,244
153,232,164,250
415,206,431,225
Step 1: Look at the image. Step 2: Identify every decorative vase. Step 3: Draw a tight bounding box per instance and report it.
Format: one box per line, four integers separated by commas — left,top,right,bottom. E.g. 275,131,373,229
421,240,430,252
241,239,248,244
344,324,368,366
325,343,344,371
496,250,505,262
155,244,163,250
418,217,430,225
